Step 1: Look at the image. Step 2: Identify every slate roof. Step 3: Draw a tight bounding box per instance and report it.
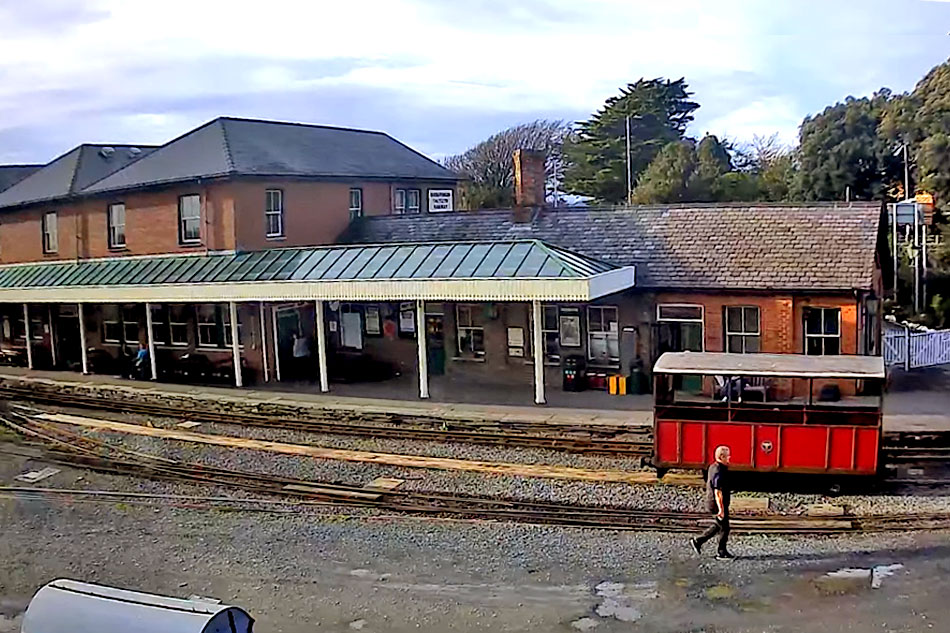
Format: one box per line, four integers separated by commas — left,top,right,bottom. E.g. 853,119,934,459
342,204,882,292
0,165,42,193
83,117,458,194
0,145,157,209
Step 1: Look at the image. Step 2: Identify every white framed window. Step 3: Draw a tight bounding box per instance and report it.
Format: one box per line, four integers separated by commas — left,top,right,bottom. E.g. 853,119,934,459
804,307,841,355
656,303,704,353
178,194,201,244
394,189,407,215
587,305,619,364
456,304,485,358
150,304,169,345
349,188,363,220
169,304,189,346
222,306,243,347
724,306,760,353
102,304,121,343
407,189,421,214
42,211,57,253
542,305,560,363
108,203,126,248
197,304,219,347
122,306,139,344
265,189,284,238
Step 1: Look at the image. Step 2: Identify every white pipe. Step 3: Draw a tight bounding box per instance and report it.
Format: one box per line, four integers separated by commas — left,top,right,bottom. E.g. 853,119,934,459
259,302,270,383
145,302,158,381
229,301,242,387
48,305,57,367
416,299,429,399
22,303,33,370
271,305,281,382
532,300,545,405
78,303,88,375
314,300,329,393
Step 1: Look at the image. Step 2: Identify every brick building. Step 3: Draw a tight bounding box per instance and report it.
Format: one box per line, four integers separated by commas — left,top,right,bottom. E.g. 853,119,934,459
0,119,884,407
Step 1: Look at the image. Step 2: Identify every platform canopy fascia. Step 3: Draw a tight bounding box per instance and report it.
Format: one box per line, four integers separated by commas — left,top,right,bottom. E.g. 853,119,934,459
0,240,635,303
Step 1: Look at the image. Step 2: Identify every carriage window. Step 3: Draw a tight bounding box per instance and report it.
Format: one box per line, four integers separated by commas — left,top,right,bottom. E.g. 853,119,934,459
804,307,840,355
724,306,760,353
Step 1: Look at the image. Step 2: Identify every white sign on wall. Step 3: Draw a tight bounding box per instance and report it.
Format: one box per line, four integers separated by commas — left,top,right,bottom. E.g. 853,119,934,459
428,189,454,213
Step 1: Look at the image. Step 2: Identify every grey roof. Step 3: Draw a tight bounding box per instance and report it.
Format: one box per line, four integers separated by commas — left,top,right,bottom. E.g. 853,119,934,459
654,351,885,379
0,240,616,289
0,165,42,192
0,145,157,209
83,117,458,194
343,204,882,291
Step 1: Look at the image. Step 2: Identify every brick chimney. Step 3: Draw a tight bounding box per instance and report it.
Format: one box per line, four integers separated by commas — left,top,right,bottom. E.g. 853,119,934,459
513,149,545,222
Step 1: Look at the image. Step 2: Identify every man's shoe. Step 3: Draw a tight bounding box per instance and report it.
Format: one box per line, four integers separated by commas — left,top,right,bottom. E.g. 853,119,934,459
689,538,701,555
715,552,735,561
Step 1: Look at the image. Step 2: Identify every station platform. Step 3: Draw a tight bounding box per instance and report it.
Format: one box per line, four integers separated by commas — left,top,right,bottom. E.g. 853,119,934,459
0,365,948,432
0,367,652,428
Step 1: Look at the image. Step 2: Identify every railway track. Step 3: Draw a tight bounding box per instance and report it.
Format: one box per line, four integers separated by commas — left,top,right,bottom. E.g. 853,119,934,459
4,409,950,534
0,385,653,456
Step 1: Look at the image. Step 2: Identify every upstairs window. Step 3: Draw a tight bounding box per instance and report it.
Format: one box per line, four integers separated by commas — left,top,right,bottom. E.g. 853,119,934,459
407,189,421,214
349,188,363,220
394,189,407,215
178,194,201,244
108,203,126,248
265,189,284,238
42,211,57,253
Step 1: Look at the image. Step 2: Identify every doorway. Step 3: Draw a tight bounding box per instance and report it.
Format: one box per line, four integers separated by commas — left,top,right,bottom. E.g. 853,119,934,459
55,306,81,371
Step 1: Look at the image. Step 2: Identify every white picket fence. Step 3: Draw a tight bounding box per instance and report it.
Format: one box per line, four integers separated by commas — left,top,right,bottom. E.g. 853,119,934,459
884,327,950,369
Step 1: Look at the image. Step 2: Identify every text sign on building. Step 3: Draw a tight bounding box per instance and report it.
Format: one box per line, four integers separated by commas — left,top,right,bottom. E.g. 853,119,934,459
428,189,454,213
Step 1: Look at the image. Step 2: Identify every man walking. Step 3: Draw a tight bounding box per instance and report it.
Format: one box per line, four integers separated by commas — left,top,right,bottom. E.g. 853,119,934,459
690,445,734,560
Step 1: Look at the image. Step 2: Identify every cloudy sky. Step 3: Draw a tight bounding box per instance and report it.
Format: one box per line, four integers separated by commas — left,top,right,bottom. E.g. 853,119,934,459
1,0,948,164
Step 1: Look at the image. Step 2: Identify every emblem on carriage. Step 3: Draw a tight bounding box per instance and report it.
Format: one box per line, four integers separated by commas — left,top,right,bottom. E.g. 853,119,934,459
760,440,774,454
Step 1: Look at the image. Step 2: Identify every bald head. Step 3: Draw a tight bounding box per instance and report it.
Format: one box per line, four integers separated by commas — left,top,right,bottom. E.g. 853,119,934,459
715,445,731,464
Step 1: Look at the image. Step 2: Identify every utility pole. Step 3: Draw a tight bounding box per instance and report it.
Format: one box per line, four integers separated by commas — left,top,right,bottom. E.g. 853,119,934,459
625,114,632,205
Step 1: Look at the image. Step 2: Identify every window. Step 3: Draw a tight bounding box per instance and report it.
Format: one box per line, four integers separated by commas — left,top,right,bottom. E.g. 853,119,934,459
150,304,168,345
804,307,840,355
102,305,121,343
178,194,201,244
456,304,485,358
656,303,704,353
349,188,363,220
407,189,421,214
108,203,126,248
222,306,243,347
724,306,760,353
169,304,189,346
394,189,407,215
587,305,619,364
197,304,220,347
542,305,560,363
265,189,284,238
122,306,139,344
42,211,57,253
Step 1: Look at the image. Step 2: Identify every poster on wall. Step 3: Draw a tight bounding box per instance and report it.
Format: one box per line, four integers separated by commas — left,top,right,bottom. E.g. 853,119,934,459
428,189,454,213
399,302,415,333
365,305,381,335
507,326,524,357
342,312,363,349
559,314,581,347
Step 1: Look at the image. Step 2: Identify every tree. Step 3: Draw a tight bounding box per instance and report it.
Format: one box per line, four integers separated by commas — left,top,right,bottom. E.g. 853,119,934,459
630,140,696,204
442,120,571,209
740,134,797,202
690,134,733,199
796,91,901,201
562,78,699,204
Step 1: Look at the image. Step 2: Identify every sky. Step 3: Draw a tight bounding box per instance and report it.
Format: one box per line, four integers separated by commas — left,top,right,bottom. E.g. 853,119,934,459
0,0,949,164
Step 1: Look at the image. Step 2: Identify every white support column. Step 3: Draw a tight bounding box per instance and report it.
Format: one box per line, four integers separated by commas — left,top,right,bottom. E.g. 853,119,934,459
532,300,545,405
271,305,282,382
416,299,429,399
229,301,242,388
259,302,270,383
314,300,329,393
78,303,89,375
145,302,158,381
47,306,57,368
22,303,33,370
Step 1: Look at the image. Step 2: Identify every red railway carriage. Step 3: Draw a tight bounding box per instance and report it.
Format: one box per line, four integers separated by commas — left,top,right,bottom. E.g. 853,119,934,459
652,352,885,476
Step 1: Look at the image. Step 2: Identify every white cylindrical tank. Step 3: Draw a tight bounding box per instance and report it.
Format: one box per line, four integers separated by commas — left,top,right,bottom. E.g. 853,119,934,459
21,579,254,633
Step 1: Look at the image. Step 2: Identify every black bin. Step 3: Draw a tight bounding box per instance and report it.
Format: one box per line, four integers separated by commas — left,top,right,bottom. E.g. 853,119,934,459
562,355,587,392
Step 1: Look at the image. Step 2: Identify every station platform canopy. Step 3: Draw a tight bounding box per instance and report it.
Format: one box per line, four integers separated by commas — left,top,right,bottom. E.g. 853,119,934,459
0,240,636,303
